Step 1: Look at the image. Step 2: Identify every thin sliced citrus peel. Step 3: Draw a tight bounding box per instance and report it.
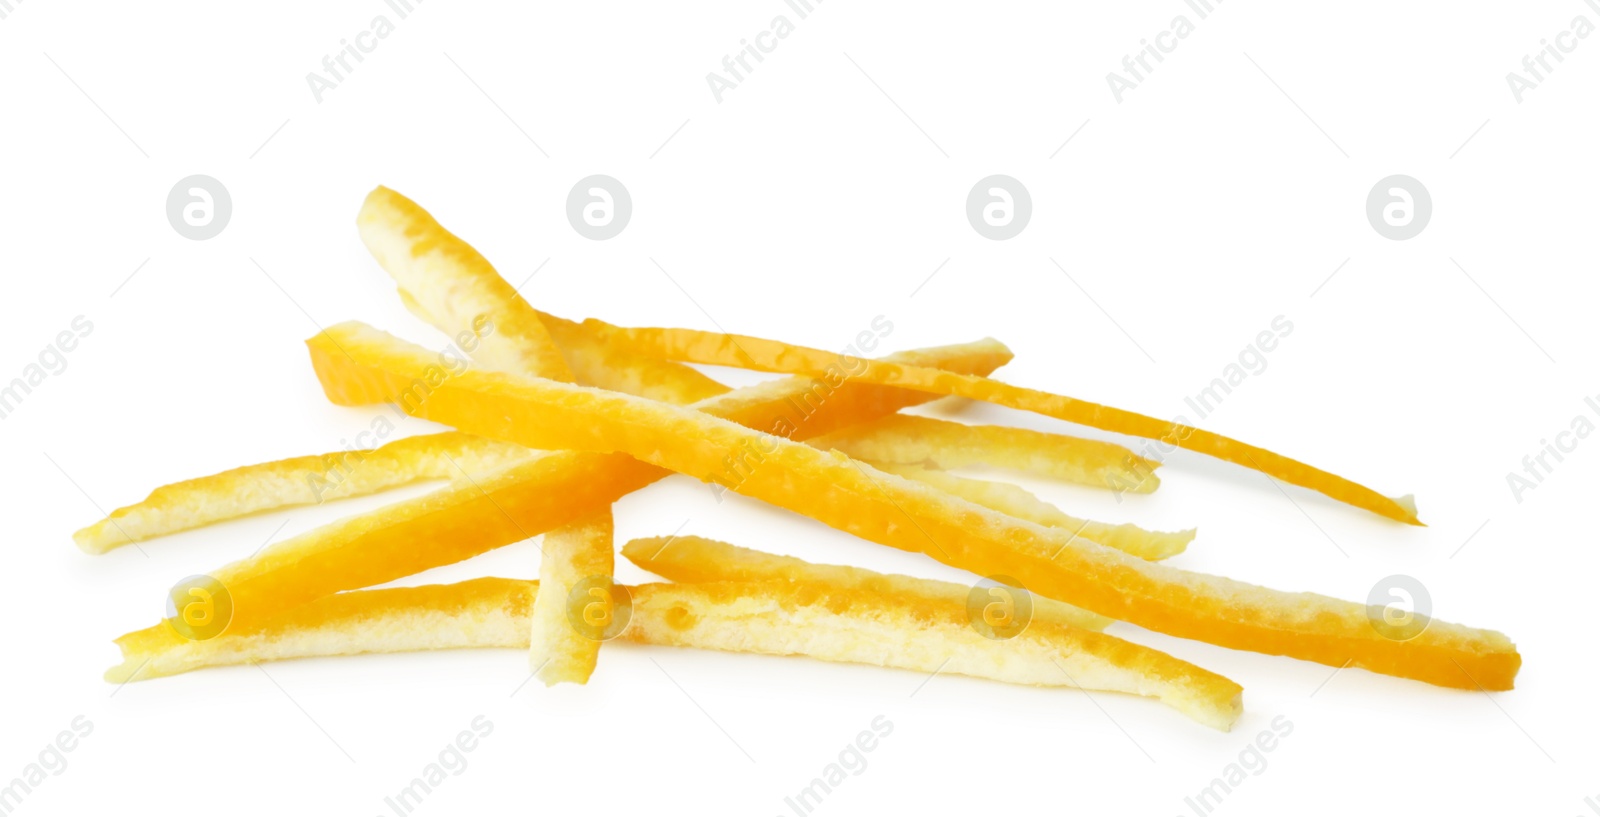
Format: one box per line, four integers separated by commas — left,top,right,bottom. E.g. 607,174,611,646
305,321,1517,691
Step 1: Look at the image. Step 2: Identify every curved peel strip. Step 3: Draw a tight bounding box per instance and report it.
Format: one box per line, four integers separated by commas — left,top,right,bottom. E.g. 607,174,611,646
814,414,1160,493
865,463,1192,560
108,577,1243,730
72,432,532,554
529,509,614,685
307,321,1517,690
621,534,1113,631
583,320,1420,525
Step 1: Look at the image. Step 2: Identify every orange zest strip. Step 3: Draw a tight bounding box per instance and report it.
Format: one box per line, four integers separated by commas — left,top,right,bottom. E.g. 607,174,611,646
865,463,1192,560
307,321,1516,690
529,508,613,685
71,432,531,554
358,186,575,382
621,534,1113,630
626,580,1242,730
107,577,1243,730
812,414,1161,493
359,186,726,404
581,320,1421,526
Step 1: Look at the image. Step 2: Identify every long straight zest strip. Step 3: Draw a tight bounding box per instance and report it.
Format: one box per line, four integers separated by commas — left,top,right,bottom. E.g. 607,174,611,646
308,322,1517,690
621,535,1113,630
112,337,1014,656
814,414,1161,493
583,320,1420,525
108,578,1243,730
71,432,531,553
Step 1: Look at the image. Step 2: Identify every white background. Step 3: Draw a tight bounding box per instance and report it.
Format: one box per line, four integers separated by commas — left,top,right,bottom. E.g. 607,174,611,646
2,1,1596,814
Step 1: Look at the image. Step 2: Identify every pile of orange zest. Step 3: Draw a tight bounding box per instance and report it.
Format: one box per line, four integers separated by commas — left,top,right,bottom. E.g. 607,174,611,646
580,319,1421,526
621,534,1113,631
865,462,1192,560
308,321,1517,691
111,337,1013,654
108,577,1243,730
71,432,531,553
812,414,1161,493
